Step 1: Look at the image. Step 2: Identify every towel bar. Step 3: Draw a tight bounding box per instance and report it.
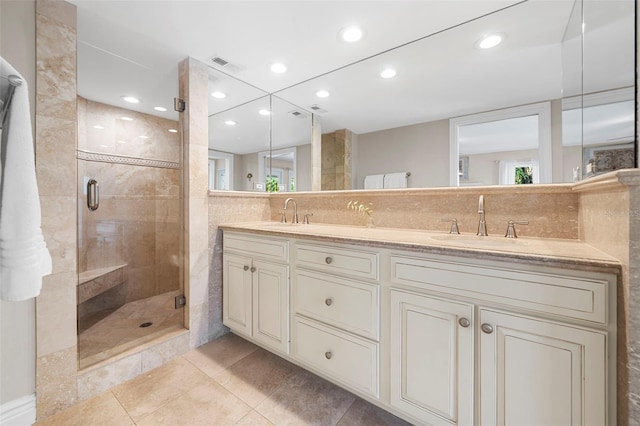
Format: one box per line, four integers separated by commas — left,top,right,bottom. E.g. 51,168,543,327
0,74,23,129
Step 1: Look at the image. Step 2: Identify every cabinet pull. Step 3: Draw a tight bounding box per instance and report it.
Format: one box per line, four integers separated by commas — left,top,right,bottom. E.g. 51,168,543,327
250,266,256,273
481,323,494,334
458,317,470,328
87,179,99,211
325,257,333,264
325,351,332,360
325,298,333,306
243,265,249,271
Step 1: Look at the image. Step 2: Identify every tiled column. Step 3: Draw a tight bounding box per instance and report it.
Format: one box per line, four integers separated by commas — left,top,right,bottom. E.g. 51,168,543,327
178,58,210,348
34,0,78,419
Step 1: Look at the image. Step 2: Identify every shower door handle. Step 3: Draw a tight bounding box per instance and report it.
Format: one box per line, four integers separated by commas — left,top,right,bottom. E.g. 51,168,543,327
87,179,99,211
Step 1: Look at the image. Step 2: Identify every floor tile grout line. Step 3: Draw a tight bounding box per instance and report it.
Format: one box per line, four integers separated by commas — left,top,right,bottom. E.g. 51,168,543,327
109,390,136,425
333,397,358,426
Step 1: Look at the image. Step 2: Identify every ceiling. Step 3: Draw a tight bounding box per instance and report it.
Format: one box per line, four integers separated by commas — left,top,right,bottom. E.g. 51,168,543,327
72,0,525,120
71,0,635,156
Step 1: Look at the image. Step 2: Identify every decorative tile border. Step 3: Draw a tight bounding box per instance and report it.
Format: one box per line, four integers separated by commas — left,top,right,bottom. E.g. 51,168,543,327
77,150,180,169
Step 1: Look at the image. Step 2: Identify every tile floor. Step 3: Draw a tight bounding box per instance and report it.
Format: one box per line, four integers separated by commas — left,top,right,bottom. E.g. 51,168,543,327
78,290,183,369
38,333,411,426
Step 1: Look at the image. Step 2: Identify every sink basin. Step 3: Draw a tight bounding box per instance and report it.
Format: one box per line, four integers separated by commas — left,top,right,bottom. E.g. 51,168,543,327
430,234,527,247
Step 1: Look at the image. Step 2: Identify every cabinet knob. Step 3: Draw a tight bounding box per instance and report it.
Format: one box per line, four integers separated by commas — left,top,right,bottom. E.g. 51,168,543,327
481,323,494,334
243,265,249,271
325,351,332,360
325,257,333,264
325,298,333,306
250,266,256,273
458,317,471,328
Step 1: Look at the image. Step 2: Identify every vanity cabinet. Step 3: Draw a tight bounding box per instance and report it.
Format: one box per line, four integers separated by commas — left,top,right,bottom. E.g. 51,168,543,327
389,253,613,426
390,290,474,425
478,309,606,426
221,227,617,426
223,233,290,354
291,242,381,398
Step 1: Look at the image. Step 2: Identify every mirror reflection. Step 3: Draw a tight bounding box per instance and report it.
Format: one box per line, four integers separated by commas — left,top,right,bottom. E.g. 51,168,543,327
208,0,636,191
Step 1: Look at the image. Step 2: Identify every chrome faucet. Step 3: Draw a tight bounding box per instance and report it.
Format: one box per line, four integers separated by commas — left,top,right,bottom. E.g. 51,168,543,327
284,197,298,224
477,195,487,236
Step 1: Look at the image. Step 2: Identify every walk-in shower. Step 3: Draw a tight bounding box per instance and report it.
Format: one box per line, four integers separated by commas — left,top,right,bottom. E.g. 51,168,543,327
76,98,184,369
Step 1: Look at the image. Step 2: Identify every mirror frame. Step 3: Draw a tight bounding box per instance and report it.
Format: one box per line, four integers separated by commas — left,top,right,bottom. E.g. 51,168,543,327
449,102,553,186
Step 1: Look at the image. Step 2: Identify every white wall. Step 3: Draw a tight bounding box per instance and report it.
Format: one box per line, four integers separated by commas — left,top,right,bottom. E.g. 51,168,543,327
296,144,312,191
353,119,450,189
0,0,37,409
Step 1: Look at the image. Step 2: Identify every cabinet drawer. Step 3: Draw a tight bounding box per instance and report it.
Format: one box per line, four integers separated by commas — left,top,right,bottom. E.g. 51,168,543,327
391,255,608,324
224,232,289,262
295,243,379,281
293,270,379,340
292,316,379,398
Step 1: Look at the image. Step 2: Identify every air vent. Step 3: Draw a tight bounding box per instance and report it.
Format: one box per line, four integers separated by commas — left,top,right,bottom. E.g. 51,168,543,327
309,104,328,114
207,55,245,74
289,110,309,119
211,57,228,67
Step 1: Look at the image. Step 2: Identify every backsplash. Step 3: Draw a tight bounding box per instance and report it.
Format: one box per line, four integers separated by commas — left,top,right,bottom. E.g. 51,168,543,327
268,185,580,240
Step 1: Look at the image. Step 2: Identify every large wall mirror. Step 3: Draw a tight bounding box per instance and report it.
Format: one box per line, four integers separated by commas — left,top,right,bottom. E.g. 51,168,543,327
207,0,636,191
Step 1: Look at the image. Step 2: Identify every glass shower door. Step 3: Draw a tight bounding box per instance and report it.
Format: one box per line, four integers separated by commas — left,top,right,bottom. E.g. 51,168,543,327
76,98,183,369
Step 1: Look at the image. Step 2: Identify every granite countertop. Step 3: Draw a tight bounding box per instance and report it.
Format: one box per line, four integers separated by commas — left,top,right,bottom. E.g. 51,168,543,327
220,221,622,273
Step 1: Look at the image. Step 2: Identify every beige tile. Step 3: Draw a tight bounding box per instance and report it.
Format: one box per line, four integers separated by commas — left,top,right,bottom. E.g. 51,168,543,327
141,331,190,372
35,115,76,197
111,357,210,421
35,13,76,102
36,346,79,419
36,392,132,426
336,398,411,426
36,271,77,356
77,353,141,401
255,369,356,426
184,333,258,378
36,0,77,29
136,380,251,426
39,195,76,274
235,410,274,426
187,302,210,348
214,349,300,408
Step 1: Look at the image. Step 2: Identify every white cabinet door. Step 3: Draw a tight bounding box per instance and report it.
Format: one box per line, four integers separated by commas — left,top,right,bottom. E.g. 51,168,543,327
222,253,253,336
479,309,607,426
252,260,290,353
390,290,474,426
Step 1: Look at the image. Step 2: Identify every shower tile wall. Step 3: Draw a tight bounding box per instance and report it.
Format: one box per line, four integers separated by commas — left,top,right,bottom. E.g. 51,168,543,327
321,129,352,190
77,97,181,307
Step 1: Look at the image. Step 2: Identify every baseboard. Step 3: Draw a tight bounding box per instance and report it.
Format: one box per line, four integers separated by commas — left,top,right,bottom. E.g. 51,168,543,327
0,394,36,426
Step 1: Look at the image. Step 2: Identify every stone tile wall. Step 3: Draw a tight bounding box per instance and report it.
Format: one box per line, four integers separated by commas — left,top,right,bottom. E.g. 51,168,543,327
34,0,79,417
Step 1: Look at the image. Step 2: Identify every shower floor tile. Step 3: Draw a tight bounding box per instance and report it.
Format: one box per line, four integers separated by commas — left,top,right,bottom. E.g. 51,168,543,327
39,333,412,426
78,290,183,369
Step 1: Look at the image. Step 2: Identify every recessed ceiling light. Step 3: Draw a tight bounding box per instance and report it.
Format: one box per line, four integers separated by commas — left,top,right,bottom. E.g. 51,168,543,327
168,129,178,133
340,26,364,43
316,90,330,98
380,69,397,79
270,63,287,73
258,109,271,116
93,125,105,130
211,91,227,99
139,135,149,139
120,116,134,121
154,106,167,112
224,120,237,126
122,96,140,104
477,33,505,49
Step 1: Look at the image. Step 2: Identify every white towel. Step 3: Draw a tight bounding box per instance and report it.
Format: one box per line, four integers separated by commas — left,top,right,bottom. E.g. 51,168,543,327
0,57,52,301
364,174,384,189
383,172,408,189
